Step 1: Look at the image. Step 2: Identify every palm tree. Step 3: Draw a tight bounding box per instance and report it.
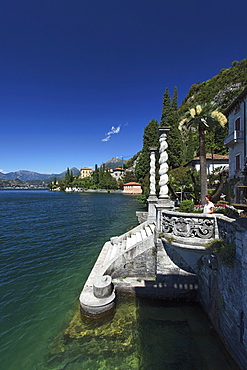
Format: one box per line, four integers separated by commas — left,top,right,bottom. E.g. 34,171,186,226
179,104,227,203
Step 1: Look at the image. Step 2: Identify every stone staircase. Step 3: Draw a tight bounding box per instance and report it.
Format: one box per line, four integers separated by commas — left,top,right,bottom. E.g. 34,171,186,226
110,222,155,254
79,221,156,316
96,222,155,276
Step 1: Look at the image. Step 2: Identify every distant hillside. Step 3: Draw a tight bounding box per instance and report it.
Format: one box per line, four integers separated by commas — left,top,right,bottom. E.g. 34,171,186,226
45,168,80,182
179,59,247,114
0,170,52,181
104,157,125,169
0,168,80,182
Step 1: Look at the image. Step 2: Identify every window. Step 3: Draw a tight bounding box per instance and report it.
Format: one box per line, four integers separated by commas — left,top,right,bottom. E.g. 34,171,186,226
236,154,241,171
235,117,241,131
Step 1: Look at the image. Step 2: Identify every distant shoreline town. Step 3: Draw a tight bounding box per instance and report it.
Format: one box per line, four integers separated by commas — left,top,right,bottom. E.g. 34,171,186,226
0,157,143,195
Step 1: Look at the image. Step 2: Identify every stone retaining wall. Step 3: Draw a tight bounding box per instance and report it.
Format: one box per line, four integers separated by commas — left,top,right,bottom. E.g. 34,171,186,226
197,216,247,369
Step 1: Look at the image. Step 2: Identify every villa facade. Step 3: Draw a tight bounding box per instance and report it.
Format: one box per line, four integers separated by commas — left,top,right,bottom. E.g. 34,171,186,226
111,167,125,180
79,167,93,179
224,87,247,203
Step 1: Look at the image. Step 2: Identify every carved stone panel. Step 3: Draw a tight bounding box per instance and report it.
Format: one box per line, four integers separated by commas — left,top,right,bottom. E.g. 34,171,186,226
162,214,215,239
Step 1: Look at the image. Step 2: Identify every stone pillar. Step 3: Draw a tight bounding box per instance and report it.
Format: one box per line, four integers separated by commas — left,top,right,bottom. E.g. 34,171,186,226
147,147,158,223
156,127,174,231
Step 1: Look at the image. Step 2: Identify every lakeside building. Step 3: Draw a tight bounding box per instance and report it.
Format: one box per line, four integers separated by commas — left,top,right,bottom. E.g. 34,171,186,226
224,86,247,204
184,153,229,175
79,168,93,179
123,182,142,194
111,167,125,180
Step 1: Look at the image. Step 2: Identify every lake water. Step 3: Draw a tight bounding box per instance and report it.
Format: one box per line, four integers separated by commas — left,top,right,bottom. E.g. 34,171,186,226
0,190,239,369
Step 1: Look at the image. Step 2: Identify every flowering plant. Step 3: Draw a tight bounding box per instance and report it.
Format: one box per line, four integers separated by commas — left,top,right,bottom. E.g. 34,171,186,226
193,203,242,215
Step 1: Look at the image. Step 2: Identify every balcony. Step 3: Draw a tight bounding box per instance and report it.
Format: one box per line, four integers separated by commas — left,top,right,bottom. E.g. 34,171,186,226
224,130,244,147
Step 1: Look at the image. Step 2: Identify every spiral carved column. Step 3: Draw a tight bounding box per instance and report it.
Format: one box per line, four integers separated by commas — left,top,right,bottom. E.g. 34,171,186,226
158,129,169,198
147,147,158,223
156,127,174,231
149,147,157,196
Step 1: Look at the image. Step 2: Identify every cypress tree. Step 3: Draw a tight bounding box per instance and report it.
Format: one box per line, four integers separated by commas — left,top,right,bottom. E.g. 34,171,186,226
64,167,73,185
93,164,99,185
160,88,171,127
171,86,178,110
99,164,105,183
135,119,159,183
160,87,183,168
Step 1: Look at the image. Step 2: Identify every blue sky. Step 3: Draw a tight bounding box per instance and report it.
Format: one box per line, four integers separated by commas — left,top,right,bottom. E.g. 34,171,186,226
1,0,247,174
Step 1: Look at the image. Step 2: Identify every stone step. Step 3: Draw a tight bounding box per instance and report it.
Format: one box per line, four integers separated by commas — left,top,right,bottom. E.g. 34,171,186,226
122,223,155,251
102,223,156,265
135,231,142,243
145,225,153,237
121,238,127,250
126,236,133,249
126,234,137,249
140,228,147,240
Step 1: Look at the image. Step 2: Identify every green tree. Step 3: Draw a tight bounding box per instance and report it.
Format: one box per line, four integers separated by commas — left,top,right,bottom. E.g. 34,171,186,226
135,119,159,184
179,104,227,202
72,177,94,189
99,170,118,190
99,163,105,183
167,87,184,168
64,168,73,186
123,170,137,184
168,166,200,203
159,87,183,168
93,164,99,185
160,88,171,127
124,152,140,169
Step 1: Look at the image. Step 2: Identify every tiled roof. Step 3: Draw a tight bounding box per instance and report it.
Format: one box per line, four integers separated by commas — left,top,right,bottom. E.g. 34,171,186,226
124,182,141,186
190,153,228,160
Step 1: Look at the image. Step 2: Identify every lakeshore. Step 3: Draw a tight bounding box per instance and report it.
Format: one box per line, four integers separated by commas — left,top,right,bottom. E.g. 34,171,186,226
0,190,239,369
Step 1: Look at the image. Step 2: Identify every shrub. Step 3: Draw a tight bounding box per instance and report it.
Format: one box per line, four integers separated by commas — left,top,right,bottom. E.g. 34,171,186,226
205,239,236,266
166,236,175,243
179,199,194,213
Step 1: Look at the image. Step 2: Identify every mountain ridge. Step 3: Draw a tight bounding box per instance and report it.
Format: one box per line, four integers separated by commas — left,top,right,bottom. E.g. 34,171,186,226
0,157,126,181
0,168,80,182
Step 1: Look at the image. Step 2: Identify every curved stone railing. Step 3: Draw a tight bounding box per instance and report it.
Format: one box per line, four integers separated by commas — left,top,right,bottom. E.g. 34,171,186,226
161,210,218,241
161,210,221,272
160,210,243,273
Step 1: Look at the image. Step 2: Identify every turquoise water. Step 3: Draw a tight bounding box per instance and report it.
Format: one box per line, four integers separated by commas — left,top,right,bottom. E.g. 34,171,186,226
0,190,239,369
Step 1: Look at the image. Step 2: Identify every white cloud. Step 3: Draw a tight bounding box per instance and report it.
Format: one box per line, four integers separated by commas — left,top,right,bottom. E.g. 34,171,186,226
102,136,111,142
102,125,121,142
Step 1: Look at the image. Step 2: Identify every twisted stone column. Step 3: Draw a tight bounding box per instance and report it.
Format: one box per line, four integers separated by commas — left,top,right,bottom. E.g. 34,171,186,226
149,147,157,196
156,127,174,231
147,147,158,223
158,128,169,199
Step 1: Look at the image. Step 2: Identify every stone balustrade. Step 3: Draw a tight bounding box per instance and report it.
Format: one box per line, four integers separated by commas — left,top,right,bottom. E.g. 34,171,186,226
161,210,218,241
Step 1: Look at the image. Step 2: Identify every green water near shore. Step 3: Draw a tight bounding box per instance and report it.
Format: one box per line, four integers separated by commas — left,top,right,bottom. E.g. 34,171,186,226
0,191,239,369
42,297,238,370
